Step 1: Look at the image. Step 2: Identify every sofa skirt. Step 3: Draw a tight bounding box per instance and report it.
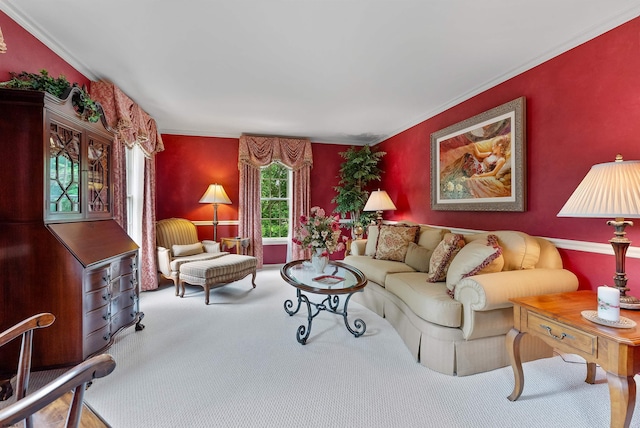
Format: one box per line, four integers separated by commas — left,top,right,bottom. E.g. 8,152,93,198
353,281,552,376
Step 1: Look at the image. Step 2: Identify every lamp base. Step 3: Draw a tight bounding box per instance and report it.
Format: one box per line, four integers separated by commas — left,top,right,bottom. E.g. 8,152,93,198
620,294,640,310
607,219,640,309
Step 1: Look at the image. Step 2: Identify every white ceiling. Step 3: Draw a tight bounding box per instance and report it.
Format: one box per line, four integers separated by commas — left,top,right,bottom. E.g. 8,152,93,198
2,1,640,145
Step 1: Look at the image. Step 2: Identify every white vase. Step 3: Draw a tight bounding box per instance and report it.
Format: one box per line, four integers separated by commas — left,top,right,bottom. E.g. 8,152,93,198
311,248,329,274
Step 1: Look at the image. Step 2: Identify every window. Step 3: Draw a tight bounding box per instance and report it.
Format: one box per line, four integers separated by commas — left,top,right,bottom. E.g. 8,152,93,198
125,145,145,246
260,162,292,241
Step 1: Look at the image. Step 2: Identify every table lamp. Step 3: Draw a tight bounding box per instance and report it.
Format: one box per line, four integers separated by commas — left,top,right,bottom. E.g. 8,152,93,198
558,154,640,308
199,183,232,241
363,189,397,224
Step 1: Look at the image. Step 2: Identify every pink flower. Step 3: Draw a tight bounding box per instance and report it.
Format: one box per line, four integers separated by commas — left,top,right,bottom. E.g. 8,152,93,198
321,250,329,257
335,242,345,252
331,222,340,232
300,215,308,225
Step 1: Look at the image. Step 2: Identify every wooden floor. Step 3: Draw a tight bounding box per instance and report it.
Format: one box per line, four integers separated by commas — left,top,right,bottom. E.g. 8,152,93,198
9,392,109,428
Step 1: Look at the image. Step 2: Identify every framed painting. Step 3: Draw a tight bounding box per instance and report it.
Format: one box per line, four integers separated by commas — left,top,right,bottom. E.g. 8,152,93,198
430,97,526,211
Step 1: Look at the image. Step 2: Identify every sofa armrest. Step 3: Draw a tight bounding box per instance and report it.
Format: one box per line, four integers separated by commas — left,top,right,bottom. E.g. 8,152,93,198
351,239,367,256
455,268,579,311
454,268,579,340
157,246,172,277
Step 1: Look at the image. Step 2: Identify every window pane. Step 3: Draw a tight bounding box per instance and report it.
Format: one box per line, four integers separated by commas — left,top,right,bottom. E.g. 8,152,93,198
260,163,291,239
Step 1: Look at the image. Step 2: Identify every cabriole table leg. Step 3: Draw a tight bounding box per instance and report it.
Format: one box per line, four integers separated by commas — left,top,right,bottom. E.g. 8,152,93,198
506,327,525,402
607,372,636,428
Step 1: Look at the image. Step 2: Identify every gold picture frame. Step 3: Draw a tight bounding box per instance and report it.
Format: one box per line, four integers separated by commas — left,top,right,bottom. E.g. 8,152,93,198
430,97,526,211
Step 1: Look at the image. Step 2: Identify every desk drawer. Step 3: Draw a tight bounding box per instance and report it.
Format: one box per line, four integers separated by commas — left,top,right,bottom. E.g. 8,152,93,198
528,312,596,356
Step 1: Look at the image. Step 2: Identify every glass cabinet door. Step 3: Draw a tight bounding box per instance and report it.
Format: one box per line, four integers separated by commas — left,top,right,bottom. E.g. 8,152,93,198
87,135,111,215
45,115,112,222
48,120,81,219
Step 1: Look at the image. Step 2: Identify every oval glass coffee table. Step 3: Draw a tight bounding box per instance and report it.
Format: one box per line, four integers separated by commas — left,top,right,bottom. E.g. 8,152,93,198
280,260,368,344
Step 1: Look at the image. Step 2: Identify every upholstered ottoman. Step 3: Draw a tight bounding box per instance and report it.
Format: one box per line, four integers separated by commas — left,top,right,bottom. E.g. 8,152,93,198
179,255,257,304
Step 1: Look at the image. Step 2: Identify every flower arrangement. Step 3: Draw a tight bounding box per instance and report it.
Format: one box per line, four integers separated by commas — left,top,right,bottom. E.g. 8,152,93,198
292,206,347,255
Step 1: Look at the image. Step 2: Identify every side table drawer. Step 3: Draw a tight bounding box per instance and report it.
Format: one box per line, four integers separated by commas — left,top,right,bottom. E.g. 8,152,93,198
528,312,596,356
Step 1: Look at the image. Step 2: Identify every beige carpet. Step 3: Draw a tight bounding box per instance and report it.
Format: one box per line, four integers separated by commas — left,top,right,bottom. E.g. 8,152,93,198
70,266,633,427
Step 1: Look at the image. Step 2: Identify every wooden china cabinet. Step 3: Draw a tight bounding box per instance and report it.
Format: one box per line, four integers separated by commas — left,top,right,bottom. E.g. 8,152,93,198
0,87,143,379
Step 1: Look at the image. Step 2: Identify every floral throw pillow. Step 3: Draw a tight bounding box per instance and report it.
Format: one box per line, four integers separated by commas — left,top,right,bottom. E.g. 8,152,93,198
426,233,465,282
374,225,420,262
445,234,504,293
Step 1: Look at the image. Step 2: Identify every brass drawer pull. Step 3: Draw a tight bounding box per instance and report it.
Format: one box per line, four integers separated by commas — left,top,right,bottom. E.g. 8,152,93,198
541,324,574,341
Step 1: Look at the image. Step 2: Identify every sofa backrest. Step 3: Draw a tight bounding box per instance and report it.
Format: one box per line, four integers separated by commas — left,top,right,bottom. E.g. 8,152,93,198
417,225,449,250
363,222,563,271
464,230,561,271
156,218,199,252
533,236,564,269
364,223,450,256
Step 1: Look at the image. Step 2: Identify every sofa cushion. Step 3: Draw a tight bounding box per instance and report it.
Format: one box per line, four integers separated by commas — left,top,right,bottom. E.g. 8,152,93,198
446,234,504,291
427,233,465,282
365,225,380,256
375,225,420,262
385,272,462,327
465,231,540,270
417,226,448,251
172,242,204,257
343,255,415,286
404,242,433,273
169,252,229,272
202,240,221,253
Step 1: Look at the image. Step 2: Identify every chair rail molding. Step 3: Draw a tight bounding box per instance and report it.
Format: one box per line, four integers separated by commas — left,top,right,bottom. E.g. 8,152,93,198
193,220,239,226
445,226,640,259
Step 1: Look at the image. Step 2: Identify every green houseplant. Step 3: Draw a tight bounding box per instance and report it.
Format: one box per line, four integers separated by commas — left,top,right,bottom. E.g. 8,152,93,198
332,145,386,236
0,69,101,122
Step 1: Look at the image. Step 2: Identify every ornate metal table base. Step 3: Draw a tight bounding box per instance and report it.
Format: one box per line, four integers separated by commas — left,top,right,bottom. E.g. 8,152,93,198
284,289,366,344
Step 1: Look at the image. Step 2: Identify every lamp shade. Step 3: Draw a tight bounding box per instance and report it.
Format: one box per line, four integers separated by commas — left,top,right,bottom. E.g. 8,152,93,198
557,155,640,218
363,189,397,212
199,184,232,205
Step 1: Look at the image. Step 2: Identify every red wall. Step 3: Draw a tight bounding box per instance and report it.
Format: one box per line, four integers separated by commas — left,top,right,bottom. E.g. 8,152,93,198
156,135,349,261
5,8,640,291
377,17,640,292
156,135,240,241
0,12,89,87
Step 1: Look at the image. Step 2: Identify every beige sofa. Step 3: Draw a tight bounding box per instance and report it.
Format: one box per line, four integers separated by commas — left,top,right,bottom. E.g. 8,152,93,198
343,223,579,376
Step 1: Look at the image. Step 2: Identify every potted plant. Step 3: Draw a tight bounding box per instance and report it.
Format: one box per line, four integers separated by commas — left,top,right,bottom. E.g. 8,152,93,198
332,145,386,237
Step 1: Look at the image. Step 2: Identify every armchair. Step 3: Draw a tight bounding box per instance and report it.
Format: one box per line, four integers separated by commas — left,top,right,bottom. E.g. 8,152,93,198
156,218,228,294
0,313,116,428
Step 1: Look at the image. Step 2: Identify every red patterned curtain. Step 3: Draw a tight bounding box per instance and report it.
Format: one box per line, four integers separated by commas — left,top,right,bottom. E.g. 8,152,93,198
90,81,165,291
0,26,6,54
238,136,313,266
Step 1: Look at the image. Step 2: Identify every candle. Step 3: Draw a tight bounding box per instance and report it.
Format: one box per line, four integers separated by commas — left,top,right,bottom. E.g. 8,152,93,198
597,286,620,322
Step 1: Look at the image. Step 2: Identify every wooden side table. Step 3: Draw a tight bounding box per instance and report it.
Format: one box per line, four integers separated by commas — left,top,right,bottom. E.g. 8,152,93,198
221,237,250,255
507,290,640,428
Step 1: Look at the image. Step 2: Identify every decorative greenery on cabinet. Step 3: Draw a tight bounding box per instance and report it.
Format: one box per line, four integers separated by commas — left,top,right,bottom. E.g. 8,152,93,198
0,69,101,122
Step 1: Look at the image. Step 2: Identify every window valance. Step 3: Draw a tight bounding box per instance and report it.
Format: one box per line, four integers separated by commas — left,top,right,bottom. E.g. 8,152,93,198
239,135,312,170
90,81,164,157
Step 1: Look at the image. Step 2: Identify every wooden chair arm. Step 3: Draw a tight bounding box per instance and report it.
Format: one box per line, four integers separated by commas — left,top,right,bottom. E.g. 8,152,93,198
0,354,116,428
0,313,56,407
0,313,55,347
